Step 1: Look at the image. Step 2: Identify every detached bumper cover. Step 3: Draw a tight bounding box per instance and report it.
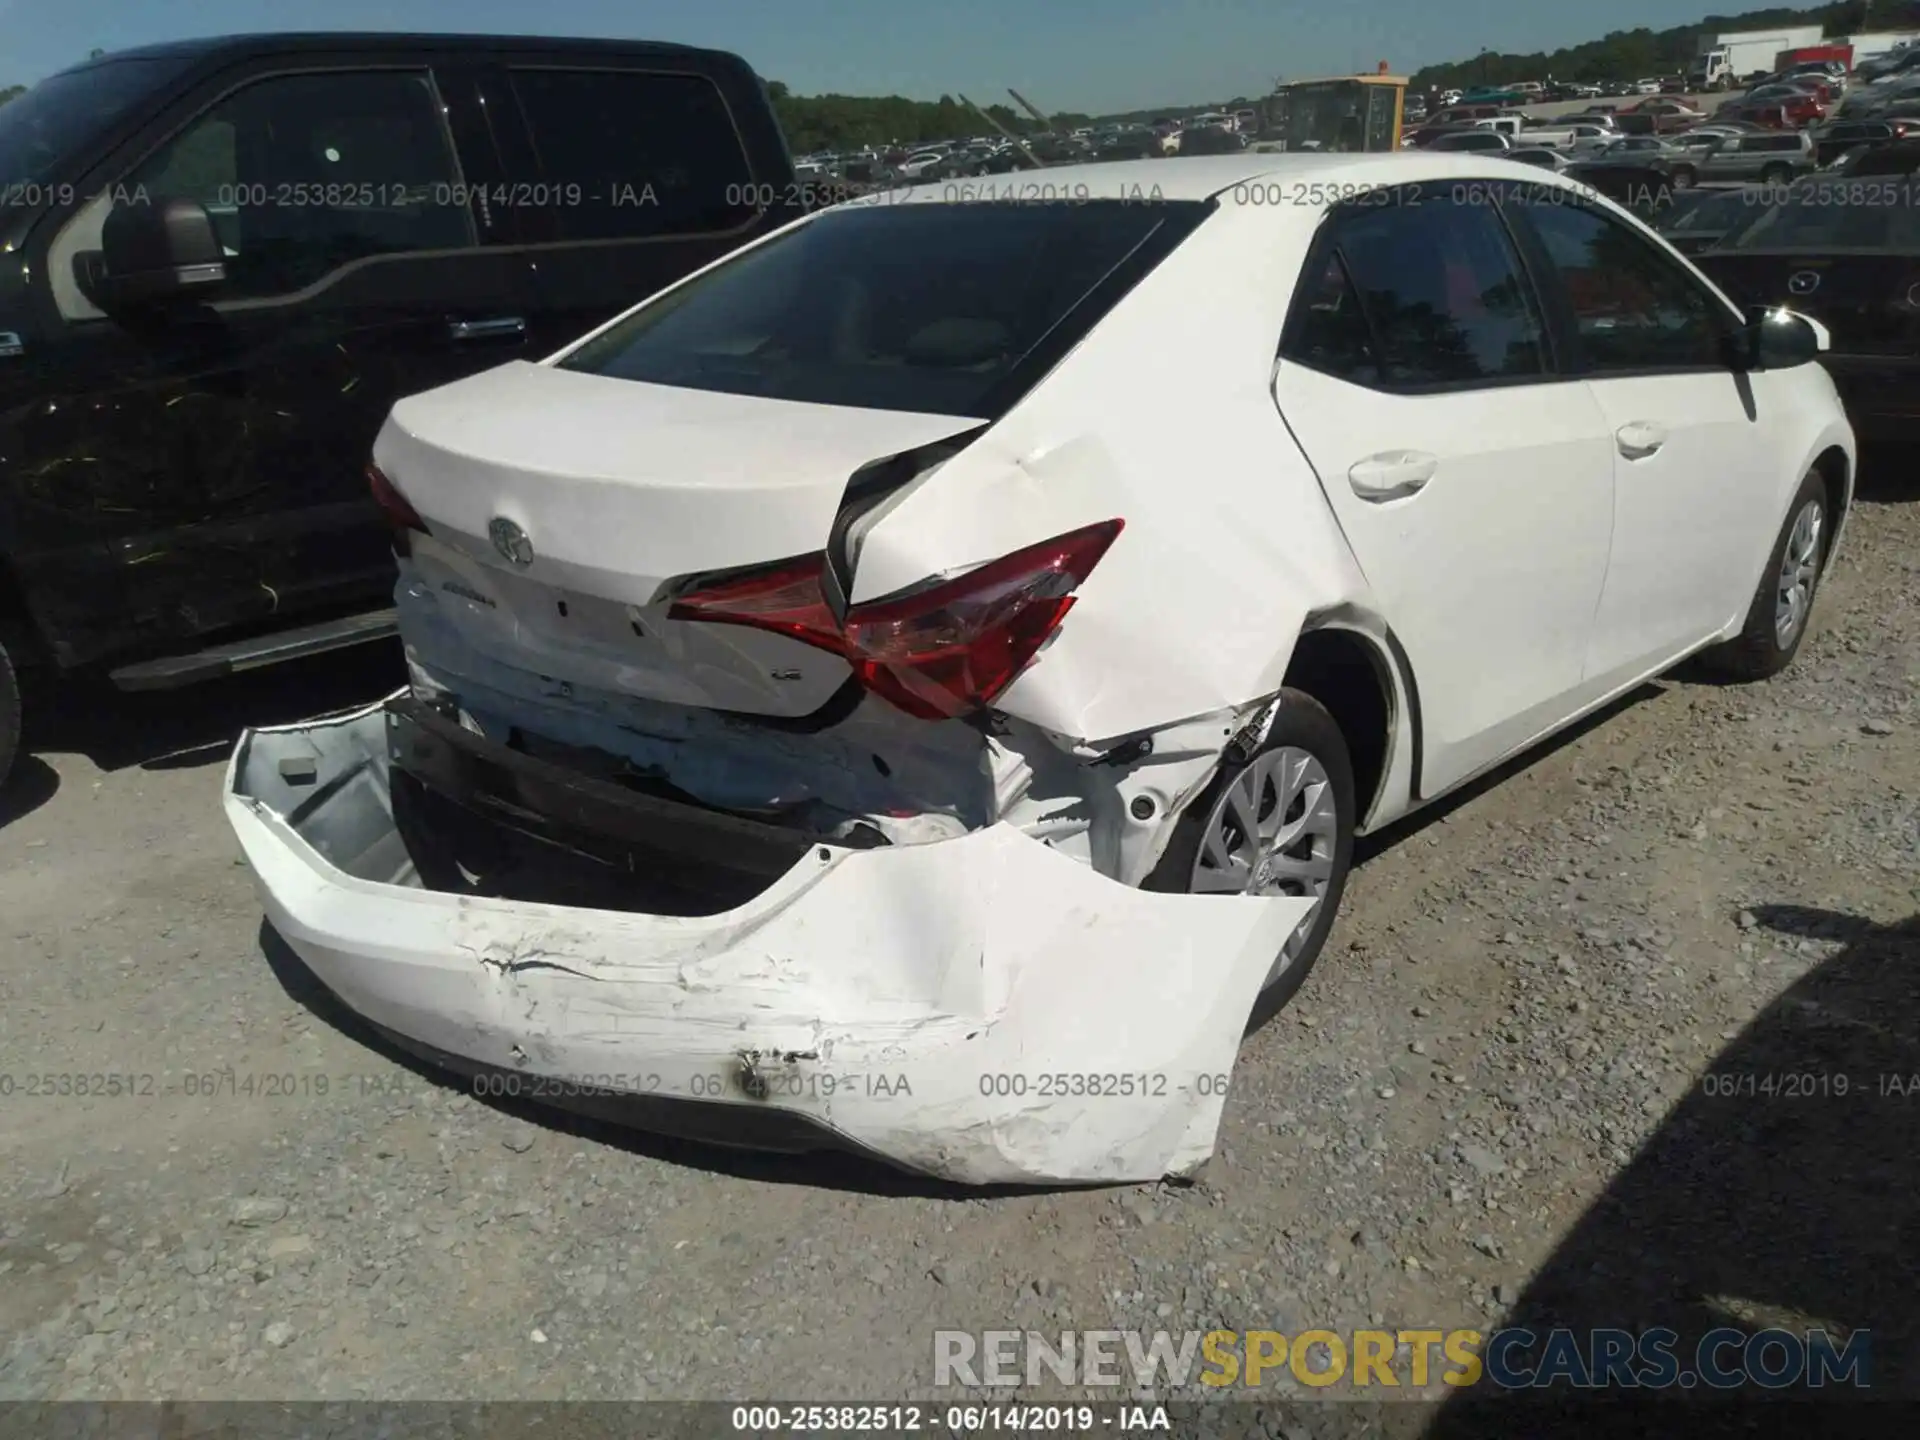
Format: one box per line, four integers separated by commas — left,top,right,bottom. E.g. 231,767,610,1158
223,697,1312,1186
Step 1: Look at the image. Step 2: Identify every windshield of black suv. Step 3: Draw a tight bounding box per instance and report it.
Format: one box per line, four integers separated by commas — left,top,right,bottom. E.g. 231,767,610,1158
1718,178,1920,250
0,57,187,190
558,198,1209,416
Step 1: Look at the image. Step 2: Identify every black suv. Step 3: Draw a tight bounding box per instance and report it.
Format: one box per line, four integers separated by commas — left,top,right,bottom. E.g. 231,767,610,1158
0,33,802,786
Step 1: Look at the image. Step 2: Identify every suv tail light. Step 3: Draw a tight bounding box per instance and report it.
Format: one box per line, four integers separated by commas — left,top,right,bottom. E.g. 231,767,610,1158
668,520,1124,719
367,463,427,534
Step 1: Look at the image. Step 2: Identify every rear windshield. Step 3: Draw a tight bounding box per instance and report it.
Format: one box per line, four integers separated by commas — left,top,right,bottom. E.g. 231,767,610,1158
1719,180,1920,250
559,199,1210,417
0,57,188,189
1660,189,1762,233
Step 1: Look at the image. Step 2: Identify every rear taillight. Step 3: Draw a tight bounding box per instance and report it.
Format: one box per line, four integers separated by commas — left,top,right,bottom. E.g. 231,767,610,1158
665,556,841,651
367,463,426,534
666,520,1124,720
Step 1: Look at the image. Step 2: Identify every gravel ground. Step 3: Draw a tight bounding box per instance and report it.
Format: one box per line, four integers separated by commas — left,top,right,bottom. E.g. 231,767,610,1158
1,458,1914,1406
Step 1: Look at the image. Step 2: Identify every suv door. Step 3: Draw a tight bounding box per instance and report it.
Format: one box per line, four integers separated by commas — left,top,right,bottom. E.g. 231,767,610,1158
1502,193,1774,683
480,55,803,358
28,53,532,670
1272,187,1616,797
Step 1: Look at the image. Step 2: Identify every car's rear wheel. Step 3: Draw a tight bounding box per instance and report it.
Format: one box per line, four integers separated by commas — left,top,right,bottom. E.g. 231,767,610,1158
1144,689,1356,1018
1669,163,1696,187
1703,468,1830,680
1761,161,1793,185
0,637,20,795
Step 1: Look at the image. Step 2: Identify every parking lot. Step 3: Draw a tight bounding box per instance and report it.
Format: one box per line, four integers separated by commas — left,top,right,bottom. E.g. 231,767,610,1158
2,445,1913,1400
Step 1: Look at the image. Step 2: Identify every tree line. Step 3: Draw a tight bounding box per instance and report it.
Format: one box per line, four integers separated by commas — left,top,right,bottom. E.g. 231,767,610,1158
766,81,1262,151
1410,1,1920,90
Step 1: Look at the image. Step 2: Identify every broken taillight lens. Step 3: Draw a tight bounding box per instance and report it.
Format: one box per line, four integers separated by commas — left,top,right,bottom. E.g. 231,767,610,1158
663,556,843,652
666,520,1124,720
367,463,427,533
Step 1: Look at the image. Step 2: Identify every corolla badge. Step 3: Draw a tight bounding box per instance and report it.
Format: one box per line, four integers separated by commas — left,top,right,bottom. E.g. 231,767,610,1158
488,516,534,567
1787,270,1821,295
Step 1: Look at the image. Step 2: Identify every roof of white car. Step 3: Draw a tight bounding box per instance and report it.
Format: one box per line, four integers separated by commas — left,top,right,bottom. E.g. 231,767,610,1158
865,151,1591,204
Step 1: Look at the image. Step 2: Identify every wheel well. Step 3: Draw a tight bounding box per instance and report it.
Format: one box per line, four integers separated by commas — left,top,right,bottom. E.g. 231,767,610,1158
1284,628,1393,823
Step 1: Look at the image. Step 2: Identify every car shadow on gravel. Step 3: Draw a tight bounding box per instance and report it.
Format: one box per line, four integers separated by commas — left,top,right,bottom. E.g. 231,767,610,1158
1421,905,1920,1430
258,921,1054,1201
19,639,404,775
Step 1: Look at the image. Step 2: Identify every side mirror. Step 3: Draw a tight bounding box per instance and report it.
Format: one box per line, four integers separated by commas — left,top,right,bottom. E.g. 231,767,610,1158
92,197,225,310
1740,305,1824,368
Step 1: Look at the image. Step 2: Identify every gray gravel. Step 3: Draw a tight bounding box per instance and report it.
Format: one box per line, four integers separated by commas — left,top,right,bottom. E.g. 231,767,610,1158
1,464,1915,1402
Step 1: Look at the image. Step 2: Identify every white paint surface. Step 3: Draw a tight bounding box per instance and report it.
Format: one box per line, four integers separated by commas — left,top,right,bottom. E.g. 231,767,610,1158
227,151,1855,1183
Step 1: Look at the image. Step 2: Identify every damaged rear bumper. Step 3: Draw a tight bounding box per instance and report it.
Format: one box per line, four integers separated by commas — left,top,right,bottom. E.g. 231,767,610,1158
222,696,1311,1186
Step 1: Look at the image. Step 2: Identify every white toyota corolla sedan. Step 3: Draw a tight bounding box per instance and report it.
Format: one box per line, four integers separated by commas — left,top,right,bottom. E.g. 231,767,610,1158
225,153,1854,1185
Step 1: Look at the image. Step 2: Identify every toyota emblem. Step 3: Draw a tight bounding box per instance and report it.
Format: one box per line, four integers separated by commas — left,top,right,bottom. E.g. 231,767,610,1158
489,517,534,567
1787,270,1821,295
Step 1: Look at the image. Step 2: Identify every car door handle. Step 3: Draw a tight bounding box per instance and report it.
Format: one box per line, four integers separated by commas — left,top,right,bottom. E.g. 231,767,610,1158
449,316,526,342
1615,421,1667,459
1347,450,1437,500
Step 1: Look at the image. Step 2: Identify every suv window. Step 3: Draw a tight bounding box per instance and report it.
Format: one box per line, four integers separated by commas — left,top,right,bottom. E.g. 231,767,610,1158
0,57,188,188
1513,200,1725,372
124,70,471,299
1280,196,1547,389
507,68,755,242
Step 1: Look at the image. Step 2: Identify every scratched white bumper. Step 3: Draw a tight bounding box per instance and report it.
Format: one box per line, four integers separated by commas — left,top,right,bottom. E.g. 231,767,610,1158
222,697,1310,1186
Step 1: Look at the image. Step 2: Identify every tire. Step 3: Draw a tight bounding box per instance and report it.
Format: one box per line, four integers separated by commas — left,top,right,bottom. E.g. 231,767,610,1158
1761,162,1792,185
1703,468,1830,680
1143,688,1356,1020
1669,163,1696,188
0,636,19,795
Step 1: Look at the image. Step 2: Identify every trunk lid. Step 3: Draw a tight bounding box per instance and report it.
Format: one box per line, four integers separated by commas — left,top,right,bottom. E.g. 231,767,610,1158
376,361,982,717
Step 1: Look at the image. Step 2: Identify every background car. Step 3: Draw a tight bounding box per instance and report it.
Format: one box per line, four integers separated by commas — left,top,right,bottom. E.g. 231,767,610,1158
1562,160,1686,219
1505,146,1570,169
1427,129,1511,153
1578,136,1703,186
1694,171,1920,441
0,31,804,792
1815,118,1919,165
1651,185,1766,254
1693,129,1818,185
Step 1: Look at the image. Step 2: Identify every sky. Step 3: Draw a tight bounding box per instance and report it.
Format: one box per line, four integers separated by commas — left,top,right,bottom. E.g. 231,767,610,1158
2,0,1725,114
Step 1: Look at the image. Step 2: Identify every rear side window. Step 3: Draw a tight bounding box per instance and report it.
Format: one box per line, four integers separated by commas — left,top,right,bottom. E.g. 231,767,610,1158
558,199,1209,417
507,68,755,241
1280,197,1547,389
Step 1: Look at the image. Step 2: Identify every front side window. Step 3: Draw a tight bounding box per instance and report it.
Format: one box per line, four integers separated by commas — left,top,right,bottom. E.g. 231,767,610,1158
1515,200,1726,372
508,69,755,241
559,199,1207,417
123,70,472,299
1281,196,1547,389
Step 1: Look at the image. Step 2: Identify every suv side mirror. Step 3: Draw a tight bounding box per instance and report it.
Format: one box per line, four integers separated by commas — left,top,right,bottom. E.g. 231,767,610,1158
1740,305,1824,368
92,197,226,309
